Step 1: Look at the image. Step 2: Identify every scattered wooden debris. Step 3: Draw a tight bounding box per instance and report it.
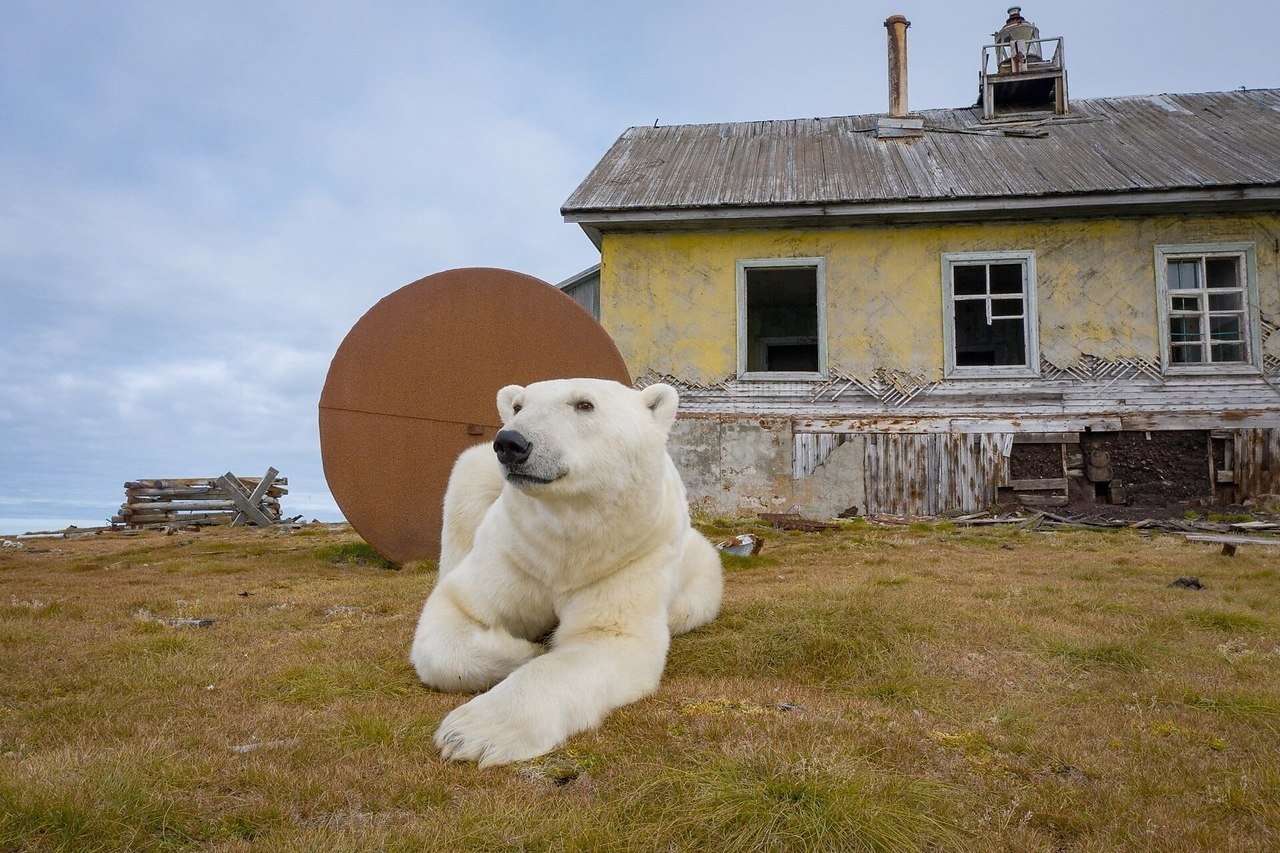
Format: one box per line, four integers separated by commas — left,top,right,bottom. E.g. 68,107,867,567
113,468,286,528
134,608,217,628
943,511,1030,526
12,525,126,540
1184,533,1280,557
758,513,841,532
231,738,300,754
946,509,1280,541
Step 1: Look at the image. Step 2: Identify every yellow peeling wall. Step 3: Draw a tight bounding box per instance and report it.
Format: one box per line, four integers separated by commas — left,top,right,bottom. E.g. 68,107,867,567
599,213,1280,385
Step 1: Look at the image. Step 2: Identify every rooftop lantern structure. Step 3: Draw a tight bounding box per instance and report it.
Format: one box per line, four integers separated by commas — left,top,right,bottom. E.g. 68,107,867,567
978,6,1068,120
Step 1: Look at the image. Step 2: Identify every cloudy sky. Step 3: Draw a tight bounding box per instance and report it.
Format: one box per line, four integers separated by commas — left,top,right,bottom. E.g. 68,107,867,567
3,1,1277,533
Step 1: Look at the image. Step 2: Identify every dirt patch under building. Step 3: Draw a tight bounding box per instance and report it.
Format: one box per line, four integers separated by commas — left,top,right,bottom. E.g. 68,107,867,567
1081,430,1210,507
1009,442,1063,480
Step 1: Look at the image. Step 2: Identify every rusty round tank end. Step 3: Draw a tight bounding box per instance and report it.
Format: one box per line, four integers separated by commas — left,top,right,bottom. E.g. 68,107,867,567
319,267,630,563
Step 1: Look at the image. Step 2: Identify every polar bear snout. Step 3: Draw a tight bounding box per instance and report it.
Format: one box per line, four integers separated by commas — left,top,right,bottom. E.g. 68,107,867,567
493,429,565,486
493,430,532,466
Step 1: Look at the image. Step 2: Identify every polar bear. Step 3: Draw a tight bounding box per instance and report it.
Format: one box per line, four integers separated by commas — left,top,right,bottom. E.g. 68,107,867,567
409,378,723,767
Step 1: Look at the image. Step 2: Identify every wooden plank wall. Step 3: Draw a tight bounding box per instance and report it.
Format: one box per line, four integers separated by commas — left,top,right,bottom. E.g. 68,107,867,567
1235,428,1279,499
864,433,1010,516
793,433,846,479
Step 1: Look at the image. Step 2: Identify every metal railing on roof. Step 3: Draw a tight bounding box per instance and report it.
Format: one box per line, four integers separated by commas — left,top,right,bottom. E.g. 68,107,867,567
982,36,1064,76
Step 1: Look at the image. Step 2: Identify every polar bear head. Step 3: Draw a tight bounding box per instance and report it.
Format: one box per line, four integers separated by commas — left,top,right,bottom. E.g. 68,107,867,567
491,378,679,498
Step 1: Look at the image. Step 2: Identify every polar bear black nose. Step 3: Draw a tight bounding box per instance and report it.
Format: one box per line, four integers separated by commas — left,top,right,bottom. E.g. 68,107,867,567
493,429,532,466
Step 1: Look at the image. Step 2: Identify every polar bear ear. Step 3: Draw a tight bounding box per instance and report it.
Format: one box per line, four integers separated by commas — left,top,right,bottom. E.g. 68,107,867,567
496,385,524,421
640,383,679,431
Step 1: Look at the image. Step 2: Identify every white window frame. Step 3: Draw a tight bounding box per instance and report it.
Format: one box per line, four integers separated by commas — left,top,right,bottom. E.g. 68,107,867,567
736,257,827,380
942,251,1040,379
1154,242,1260,375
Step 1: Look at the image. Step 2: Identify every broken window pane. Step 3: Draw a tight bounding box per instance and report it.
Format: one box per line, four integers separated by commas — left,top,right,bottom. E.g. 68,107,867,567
764,343,819,371
954,304,1026,366
745,265,820,373
988,263,1023,294
990,298,1024,318
953,265,986,296
1205,257,1239,288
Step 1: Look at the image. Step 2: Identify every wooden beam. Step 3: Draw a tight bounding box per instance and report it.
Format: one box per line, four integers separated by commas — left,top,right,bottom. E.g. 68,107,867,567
1008,478,1068,491
1014,493,1069,507
1184,533,1280,548
216,472,275,527
232,467,279,527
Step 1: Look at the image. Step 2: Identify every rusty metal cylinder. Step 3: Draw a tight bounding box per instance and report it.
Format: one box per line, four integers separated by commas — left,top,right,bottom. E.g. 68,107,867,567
884,14,911,117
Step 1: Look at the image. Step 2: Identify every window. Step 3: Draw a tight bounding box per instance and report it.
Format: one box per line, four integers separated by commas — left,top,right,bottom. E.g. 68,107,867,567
942,251,1039,377
1156,243,1259,373
736,258,826,378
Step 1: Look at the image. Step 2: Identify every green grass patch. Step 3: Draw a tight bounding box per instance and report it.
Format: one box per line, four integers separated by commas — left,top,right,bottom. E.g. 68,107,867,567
1206,512,1255,523
265,660,421,704
314,541,399,570
1185,609,1267,633
1044,640,1149,672
669,590,930,688
0,763,201,851
620,758,961,852
1184,692,1280,721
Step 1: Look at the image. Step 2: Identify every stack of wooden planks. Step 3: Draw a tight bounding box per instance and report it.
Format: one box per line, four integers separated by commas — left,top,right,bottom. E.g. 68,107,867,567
112,469,287,528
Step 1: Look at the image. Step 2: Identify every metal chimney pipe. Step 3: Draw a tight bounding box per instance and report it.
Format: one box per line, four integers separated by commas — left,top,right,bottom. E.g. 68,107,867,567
884,14,911,117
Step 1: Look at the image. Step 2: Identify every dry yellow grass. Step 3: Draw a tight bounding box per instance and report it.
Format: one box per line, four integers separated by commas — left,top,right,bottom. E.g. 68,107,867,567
2,520,1277,851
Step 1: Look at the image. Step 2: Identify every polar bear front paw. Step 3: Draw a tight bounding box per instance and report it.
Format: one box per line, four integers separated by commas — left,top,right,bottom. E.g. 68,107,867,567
435,691,560,768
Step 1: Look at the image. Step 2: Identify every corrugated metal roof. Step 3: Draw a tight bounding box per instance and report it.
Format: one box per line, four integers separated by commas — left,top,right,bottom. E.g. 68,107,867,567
562,90,1280,219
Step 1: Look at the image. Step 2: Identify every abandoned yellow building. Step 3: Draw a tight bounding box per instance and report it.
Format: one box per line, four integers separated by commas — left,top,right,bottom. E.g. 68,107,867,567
562,10,1280,518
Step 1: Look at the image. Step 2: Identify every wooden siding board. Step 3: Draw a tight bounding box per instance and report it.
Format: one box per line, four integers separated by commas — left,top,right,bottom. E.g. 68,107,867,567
860,432,1007,515
1234,428,1280,498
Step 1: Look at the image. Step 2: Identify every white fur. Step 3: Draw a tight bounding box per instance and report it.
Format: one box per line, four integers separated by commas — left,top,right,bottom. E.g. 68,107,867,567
410,378,723,767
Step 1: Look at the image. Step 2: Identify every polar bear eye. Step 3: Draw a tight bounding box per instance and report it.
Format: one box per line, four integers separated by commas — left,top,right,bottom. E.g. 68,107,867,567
574,400,594,412
511,403,522,414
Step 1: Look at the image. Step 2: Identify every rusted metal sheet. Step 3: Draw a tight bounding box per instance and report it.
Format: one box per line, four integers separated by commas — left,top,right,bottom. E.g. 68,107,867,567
563,90,1280,219
863,432,1009,516
318,268,630,564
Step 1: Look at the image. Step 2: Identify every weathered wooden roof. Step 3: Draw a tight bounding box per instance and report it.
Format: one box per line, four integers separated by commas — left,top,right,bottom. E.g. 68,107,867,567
563,89,1280,229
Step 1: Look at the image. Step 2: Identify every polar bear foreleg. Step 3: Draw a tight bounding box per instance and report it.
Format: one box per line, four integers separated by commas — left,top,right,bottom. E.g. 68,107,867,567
435,622,669,767
434,573,672,767
667,530,724,636
438,445,506,576
410,576,545,694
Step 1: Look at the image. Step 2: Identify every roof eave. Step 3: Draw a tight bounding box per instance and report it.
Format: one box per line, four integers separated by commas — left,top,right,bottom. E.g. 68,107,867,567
564,186,1280,233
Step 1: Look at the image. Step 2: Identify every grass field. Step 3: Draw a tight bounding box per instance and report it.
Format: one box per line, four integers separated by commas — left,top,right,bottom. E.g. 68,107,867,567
2,519,1277,851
